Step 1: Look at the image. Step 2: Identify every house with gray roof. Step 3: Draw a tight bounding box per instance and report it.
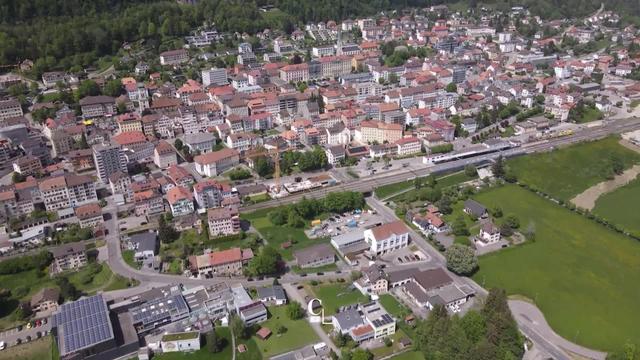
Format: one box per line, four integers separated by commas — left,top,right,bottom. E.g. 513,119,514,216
293,243,336,269
463,199,488,218
256,285,288,305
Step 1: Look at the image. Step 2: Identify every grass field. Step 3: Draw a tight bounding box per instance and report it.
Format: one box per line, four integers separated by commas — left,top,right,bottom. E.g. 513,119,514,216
388,171,477,204
122,250,141,270
593,176,640,236
308,282,369,315
252,306,319,357
472,185,640,352
390,351,425,360
376,170,476,201
290,263,338,275
508,136,640,200
241,208,329,260
378,294,406,318
574,107,603,123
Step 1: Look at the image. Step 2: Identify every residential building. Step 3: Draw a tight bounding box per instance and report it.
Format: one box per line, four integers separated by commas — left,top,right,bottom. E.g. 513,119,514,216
133,189,164,216
188,247,253,276
325,145,346,165
193,180,226,209
207,206,240,237
0,98,23,121
39,174,97,211
194,148,240,177
93,142,128,183
166,186,195,217
117,113,143,133
167,164,195,188
109,171,132,202
160,49,189,66
279,63,310,82
395,137,422,156
463,199,488,218
184,133,216,154
50,243,87,274
30,288,60,314
74,202,103,229
355,120,403,144
154,141,178,169
79,96,116,119
477,222,501,244
202,67,228,86
293,243,336,268
364,220,410,256
231,285,268,326
256,285,288,305
127,232,158,262
12,155,43,176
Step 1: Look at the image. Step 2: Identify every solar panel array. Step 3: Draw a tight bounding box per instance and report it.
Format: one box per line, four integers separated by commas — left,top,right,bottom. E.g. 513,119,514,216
371,313,394,327
130,294,190,326
53,295,114,356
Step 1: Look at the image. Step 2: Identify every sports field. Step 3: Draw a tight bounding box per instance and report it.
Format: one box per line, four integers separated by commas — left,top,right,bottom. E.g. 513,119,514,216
593,176,640,237
472,185,640,352
507,137,640,200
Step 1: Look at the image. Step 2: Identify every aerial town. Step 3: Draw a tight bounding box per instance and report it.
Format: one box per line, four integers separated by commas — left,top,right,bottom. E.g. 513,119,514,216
0,1,639,360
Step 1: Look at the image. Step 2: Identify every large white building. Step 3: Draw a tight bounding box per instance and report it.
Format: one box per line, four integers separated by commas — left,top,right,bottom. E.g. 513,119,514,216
93,143,128,183
0,98,23,121
202,67,228,87
364,221,410,256
39,174,97,211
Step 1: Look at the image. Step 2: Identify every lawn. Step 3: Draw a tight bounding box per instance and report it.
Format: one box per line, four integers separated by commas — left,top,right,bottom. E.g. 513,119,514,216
375,179,415,199
388,171,477,203
290,262,338,275
241,208,329,261
122,250,141,270
593,176,640,237
155,327,232,360
0,336,53,360
161,229,260,260
573,107,603,123
472,184,640,352
378,294,406,318
508,136,640,200
308,282,369,315
390,351,425,360
251,306,319,357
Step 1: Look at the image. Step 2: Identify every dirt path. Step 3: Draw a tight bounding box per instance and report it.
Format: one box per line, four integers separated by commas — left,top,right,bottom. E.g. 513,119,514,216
571,164,640,210
571,140,640,210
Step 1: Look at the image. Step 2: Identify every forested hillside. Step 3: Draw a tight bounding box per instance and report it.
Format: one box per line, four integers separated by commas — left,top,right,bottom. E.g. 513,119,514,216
0,0,639,74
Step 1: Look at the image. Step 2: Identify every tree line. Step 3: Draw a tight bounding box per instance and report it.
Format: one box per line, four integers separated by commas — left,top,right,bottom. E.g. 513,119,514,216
268,191,365,228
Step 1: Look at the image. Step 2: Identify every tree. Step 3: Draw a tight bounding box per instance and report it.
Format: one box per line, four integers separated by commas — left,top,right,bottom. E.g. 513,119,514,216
286,302,305,320
249,246,281,276
491,206,503,218
610,155,624,175
255,156,274,177
504,215,520,229
77,80,101,99
103,79,124,97
56,277,80,301
12,172,26,184
351,348,374,360
482,288,524,359
445,244,478,275
465,164,477,177
207,330,222,353
174,139,188,153
158,216,179,244
230,314,248,339
275,324,287,334
492,156,506,179
452,215,470,236
446,83,458,93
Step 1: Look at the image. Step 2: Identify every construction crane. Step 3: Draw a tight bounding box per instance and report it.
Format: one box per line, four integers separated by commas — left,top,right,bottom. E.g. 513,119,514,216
245,147,282,193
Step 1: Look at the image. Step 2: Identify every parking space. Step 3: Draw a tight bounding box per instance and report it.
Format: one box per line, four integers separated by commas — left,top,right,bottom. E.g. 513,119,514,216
379,246,430,266
117,214,149,232
0,318,52,349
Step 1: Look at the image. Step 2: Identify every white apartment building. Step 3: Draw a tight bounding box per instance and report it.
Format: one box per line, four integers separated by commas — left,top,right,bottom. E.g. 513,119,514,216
202,67,228,87
364,221,410,256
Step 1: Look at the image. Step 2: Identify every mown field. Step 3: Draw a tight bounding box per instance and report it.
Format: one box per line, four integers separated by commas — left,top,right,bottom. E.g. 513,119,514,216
593,176,640,237
472,185,640,352
507,137,640,200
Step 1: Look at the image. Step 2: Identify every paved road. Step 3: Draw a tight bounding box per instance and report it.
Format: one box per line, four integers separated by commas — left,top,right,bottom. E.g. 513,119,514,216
509,300,607,360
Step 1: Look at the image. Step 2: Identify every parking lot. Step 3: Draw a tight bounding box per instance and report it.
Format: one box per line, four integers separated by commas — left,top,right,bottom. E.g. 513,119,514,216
0,317,52,349
305,210,385,240
379,246,430,266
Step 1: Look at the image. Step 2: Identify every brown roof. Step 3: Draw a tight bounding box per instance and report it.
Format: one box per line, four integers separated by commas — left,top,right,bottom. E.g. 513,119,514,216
74,202,102,220
155,141,175,155
194,148,239,165
294,243,335,266
351,324,374,337
50,243,85,258
207,206,238,221
256,327,271,340
113,131,147,146
166,186,193,205
38,175,67,191
413,268,452,292
209,247,243,266
30,287,60,308
370,220,409,240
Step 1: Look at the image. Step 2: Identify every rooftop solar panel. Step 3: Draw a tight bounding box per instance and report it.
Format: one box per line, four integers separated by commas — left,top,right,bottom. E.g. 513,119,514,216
53,295,115,356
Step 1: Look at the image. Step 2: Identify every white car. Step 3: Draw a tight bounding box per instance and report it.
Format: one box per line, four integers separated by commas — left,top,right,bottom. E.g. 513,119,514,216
0,341,6,350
